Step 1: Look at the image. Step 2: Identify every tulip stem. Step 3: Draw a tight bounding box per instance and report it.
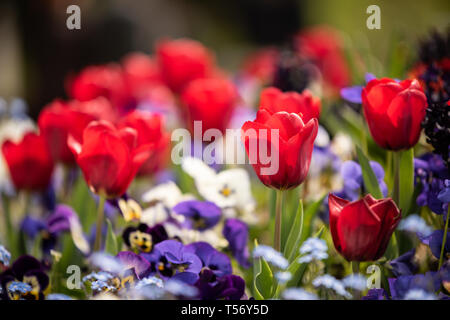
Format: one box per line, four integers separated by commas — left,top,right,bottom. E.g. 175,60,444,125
93,195,106,252
392,151,400,205
274,190,284,252
1,193,15,257
438,206,450,270
351,261,360,274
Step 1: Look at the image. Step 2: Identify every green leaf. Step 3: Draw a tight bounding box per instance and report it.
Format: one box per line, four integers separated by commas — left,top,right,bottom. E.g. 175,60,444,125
253,240,275,299
398,149,414,214
283,200,304,262
105,219,118,256
301,195,326,243
356,145,383,199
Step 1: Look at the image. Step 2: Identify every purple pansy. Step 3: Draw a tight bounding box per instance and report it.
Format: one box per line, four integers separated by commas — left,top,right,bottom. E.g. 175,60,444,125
194,268,245,300
340,73,376,104
429,230,450,260
0,255,49,300
415,153,449,215
185,242,232,277
388,272,441,300
223,218,250,268
116,251,151,279
173,200,222,231
389,249,418,277
362,288,389,300
142,240,202,284
339,160,388,201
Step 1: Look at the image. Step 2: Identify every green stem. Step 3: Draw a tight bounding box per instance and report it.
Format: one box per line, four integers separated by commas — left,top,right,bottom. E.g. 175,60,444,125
93,195,106,252
438,206,450,270
274,190,284,252
351,261,360,274
351,261,361,299
392,151,400,205
1,194,15,256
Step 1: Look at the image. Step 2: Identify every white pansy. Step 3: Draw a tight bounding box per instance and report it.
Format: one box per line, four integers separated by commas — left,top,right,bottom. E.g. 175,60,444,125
140,181,195,226
181,157,256,216
163,222,228,249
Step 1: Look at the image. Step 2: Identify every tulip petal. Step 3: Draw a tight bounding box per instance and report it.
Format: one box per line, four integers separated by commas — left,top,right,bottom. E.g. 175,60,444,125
337,198,382,261
328,194,350,253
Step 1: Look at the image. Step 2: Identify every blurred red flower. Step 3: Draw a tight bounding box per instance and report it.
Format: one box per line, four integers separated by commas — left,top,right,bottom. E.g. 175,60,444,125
38,100,96,164
259,87,321,123
328,193,401,262
362,78,428,150
241,109,318,190
2,132,54,191
68,64,132,110
68,121,153,197
295,26,350,93
156,38,215,93
242,48,279,83
118,110,170,176
181,77,238,134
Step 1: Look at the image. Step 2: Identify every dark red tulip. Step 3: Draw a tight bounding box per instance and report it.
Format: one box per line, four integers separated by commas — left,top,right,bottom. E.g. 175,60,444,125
68,121,153,197
362,78,428,150
260,87,321,123
181,77,238,134
2,132,54,191
118,110,170,176
328,193,401,262
241,109,318,190
38,100,96,164
156,38,215,92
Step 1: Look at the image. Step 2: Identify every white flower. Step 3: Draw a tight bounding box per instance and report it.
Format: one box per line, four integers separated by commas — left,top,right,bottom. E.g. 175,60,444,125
89,253,124,274
275,271,292,284
404,289,437,300
312,275,351,298
282,288,318,300
164,279,198,298
342,274,367,291
253,245,288,269
330,133,353,161
181,157,256,215
298,238,328,263
315,125,330,147
162,222,228,249
299,238,327,254
140,181,195,226
398,215,433,237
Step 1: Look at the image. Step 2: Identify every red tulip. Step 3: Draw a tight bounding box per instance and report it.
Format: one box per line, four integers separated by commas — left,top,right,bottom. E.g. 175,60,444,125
118,110,170,176
362,78,428,150
68,64,132,109
260,87,321,123
156,38,215,92
295,26,350,93
242,48,279,82
181,77,238,135
68,121,153,197
70,97,119,124
2,132,54,191
38,100,96,164
328,193,401,262
241,109,318,190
